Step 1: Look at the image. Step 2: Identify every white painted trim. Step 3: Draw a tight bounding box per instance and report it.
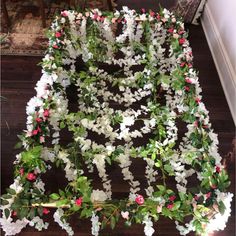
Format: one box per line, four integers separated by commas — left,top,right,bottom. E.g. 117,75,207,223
201,4,236,125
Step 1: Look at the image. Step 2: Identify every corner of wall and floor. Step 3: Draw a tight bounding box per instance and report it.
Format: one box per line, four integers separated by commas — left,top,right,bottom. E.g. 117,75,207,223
201,0,236,126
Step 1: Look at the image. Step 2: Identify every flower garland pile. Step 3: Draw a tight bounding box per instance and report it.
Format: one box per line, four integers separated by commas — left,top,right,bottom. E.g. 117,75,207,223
0,7,233,236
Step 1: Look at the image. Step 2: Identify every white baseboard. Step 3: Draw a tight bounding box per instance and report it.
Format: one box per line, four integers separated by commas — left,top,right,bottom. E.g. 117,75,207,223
201,4,236,125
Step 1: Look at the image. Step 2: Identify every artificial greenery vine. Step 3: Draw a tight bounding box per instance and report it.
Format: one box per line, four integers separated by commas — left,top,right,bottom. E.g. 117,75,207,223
0,7,233,236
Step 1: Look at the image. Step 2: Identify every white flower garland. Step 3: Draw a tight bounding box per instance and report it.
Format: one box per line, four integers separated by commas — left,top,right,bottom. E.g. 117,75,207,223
0,7,233,236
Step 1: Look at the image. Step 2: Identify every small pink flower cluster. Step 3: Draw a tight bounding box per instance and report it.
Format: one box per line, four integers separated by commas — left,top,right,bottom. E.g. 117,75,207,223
30,109,49,143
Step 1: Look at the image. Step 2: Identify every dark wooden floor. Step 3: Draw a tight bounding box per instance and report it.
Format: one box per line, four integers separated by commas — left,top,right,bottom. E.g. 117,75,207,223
1,13,235,236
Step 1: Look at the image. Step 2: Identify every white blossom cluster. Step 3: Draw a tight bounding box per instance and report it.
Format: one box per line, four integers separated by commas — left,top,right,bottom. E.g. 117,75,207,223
91,211,101,236
53,208,74,236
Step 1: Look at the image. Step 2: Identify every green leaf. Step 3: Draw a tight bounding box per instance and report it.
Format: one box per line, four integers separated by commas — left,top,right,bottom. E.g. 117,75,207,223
56,199,69,207
172,201,181,211
60,121,66,129
59,189,65,197
30,208,36,219
110,216,116,230
19,207,28,219
37,207,43,217
4,209,10,219
218,201,226,215
14,141,22,149
164,164,173,174
156,185,166,192
50,193,60,200
155,160,161,167
1,199,9,205
151,152,156,160
6,188,16,195
1,194,12,199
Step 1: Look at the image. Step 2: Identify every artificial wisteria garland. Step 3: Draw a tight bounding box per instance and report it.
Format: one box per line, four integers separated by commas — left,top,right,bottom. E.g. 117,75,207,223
0,7,233,236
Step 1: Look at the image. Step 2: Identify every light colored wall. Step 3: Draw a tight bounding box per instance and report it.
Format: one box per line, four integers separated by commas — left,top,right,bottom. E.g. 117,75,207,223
201,0,236,124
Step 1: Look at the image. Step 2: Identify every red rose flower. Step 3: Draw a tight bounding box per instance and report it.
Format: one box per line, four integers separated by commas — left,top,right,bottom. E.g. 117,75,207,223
53,45,59,49
36,117,42,123
135,195,145,205
184,86,190,92
12,211,17,216
169,195,176,201
43,109,50,118
168,28,174,33
167,203,174,209
216,166,221,173
179,38,186,45
26,173,36,181
150,11,155,17
180,62,186,67
32,129,38,136
55,32,62,38
43,208,50,215
75,197,83,206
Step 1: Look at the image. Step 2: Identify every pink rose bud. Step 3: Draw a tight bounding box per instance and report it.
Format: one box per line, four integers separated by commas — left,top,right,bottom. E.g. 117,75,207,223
43,109,50,117
75,197,83,206
195,98,201,104
35,117,42,123
27,173,36,181
40,136,45,143
168,28,174,33
43,208,50,215
179,38,186,45
180,62,186,67
135,195,145,205
93,13,98,20
169,195,176,201
12,211,17,216
150,11,155,17
141,8,146,13
55,32,62,38
167,203,174,209
216,166,221,173
32,129,38,136
185,78,192,84
20,168,24,176
184,86,190,92
53,44,59,49
61,11,68,17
